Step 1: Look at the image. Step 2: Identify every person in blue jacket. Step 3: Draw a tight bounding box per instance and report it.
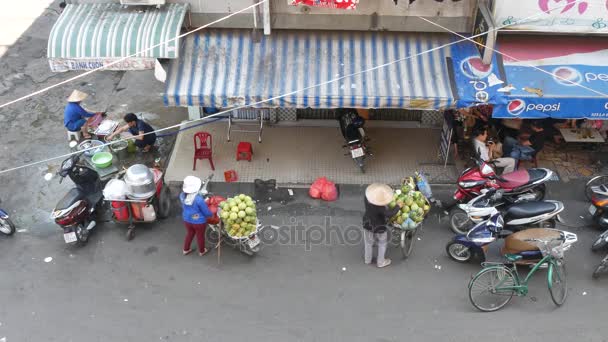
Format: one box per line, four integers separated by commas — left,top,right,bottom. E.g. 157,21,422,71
180,176,213,256
63,90,95,139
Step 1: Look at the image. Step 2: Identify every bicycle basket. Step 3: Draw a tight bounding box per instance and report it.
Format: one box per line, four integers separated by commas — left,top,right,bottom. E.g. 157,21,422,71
536,240,565,259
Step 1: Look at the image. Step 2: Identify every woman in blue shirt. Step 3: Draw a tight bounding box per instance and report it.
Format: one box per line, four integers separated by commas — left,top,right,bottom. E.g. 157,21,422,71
63,90,95,138
180,176,213,256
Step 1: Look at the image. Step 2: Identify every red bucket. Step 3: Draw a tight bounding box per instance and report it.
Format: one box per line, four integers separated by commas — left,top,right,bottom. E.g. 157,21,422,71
111,201,129,221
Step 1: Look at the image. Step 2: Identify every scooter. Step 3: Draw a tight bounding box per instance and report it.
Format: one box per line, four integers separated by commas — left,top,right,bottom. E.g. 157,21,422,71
337,109,369,173
452,155,555,205
446,200,565,263
201,174,262,256
51,154,103,245
449,189,561,234
0,200,15,236
588,183,608,230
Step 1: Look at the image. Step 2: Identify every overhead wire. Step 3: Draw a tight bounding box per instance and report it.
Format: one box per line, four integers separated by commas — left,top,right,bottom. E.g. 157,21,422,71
0,0,597,175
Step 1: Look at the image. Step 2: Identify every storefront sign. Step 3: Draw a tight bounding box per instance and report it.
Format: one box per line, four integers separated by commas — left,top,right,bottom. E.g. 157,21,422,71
472,1,496,65
494,0,608,34
288,0,359,9
48,58,156,72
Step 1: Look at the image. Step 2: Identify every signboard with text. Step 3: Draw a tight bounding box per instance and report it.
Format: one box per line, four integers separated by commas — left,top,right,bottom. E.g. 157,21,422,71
494,0,608,34
472,1,496,65
48,58,156,72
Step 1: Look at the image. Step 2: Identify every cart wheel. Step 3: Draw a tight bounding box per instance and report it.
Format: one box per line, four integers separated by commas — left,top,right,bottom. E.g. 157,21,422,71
400,230,415,259
126,228,135,241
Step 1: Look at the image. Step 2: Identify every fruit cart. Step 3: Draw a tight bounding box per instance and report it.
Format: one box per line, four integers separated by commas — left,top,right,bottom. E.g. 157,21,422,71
389,174,433,259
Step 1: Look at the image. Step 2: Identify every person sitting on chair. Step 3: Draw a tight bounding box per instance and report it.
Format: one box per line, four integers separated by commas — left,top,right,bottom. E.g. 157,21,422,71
63,90,95,139
107,113,157,152
473,127,517,174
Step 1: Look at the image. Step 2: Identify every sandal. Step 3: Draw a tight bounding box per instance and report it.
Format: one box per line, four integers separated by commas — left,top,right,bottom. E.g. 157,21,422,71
199,248,209,256
182,249,193,255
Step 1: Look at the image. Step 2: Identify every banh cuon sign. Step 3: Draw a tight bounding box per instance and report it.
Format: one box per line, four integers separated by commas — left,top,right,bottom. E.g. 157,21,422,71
493,0,608,33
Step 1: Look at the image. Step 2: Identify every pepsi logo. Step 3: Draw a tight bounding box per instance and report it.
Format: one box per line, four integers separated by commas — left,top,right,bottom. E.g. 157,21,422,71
507,99,526,116
552,66,582,86
460,56,493,79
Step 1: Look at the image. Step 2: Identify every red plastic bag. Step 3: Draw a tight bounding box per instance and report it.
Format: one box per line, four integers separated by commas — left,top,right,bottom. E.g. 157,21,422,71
309,177,327,199
321,180,338,201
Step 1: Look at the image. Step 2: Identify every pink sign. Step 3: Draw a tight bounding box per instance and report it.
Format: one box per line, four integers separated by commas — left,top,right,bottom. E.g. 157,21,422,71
289,0,359,10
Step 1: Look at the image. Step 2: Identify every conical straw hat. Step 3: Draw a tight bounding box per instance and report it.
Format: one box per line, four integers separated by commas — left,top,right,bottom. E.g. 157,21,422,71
67,90,88,102
365,183,394,206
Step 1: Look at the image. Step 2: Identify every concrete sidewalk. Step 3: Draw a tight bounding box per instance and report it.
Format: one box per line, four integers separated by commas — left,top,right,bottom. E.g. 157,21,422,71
165,120,458,186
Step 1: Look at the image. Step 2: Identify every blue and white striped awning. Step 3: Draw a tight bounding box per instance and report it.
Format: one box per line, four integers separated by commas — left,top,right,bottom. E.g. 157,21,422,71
164,30,455,109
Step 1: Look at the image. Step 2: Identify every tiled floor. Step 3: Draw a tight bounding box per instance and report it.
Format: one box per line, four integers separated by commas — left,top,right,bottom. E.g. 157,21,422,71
165,121,458,185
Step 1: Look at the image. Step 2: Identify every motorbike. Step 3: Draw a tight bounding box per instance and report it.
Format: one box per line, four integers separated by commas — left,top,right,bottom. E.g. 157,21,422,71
51,154,103,245
451,155,554,206
0,200,15,236
201,174,262,256
588,183,608,279
337,109,369,173
449,188,561,234
446,200,565,263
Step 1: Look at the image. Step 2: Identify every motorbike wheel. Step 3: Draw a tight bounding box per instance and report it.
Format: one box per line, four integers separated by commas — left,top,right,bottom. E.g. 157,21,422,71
0,217,16,236
586,175,608,201
156,186,172,219
591,232,608,252
400,230,415,259
449,208,474,235
592,256,608,279
446,241,472,263
539,219,557,229
75,223,89,245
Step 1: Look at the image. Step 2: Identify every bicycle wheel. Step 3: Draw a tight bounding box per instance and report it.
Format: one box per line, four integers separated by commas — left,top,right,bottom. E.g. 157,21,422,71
400,230,415,259
586,176,608,201
548,260,568,306
468,266,517,312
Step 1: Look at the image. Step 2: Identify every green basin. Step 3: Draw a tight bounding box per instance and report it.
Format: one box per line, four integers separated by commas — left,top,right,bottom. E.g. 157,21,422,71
92,152,113,169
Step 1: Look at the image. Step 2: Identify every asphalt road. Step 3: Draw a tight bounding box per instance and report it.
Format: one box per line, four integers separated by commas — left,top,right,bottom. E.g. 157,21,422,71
1,181,608,342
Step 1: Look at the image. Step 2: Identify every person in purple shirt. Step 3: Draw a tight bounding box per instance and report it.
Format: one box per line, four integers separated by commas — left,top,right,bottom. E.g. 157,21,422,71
63,90,95,139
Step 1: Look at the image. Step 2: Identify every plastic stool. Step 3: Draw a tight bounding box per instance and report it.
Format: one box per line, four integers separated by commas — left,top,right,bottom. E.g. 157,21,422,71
67,130,81,142
236,142,253,161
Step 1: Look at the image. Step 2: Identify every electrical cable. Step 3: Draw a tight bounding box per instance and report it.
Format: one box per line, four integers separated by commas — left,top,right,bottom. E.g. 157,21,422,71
0,0,595,175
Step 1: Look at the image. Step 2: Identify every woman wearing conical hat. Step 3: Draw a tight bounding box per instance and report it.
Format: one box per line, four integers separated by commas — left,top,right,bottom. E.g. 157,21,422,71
64,90,95,139
362,183,400,268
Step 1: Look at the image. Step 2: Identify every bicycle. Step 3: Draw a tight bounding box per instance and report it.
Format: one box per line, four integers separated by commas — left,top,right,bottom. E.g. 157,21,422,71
467,234,576,312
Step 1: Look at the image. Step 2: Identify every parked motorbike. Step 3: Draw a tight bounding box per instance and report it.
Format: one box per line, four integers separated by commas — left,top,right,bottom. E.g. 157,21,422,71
588,183,608,230
201,174,262,256
452,156,554,206
0,200,15,236
51,154,103,245
449,188,561,234
337,109,369,173
446,200,565,263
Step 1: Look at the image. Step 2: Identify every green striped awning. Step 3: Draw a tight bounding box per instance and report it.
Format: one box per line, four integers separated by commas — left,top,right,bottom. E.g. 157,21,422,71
47,3,188,71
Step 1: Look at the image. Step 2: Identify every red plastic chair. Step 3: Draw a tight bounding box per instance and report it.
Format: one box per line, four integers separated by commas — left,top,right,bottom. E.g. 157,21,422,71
193,132,215,171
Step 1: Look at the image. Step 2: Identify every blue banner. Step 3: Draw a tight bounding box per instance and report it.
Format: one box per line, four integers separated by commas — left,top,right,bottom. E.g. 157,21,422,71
449,41,504,109
493,96,608,119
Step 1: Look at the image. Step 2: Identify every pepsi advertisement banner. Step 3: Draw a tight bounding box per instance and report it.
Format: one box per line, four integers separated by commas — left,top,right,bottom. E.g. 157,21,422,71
491,36,608,119
449,40,505,109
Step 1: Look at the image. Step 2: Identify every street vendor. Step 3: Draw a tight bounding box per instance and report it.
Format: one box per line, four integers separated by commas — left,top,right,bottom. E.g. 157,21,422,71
362,183,400,268
64,90,95,139
106,113,157,152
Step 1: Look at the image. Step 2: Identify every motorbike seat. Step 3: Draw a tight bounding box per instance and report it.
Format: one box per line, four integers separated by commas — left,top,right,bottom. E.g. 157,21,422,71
503,201,558,221
56,188,86,211
497,170,530,188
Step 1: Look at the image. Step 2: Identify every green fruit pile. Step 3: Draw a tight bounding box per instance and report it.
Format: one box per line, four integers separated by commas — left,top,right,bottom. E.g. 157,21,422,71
389,184,431,229
219,194,257,237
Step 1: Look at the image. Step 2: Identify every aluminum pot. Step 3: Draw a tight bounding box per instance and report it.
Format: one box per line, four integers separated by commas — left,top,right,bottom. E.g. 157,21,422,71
124,164,156,199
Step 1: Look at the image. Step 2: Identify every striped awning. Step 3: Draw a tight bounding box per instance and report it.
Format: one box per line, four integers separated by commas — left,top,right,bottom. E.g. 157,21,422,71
164,30,455,109
47,3,188,72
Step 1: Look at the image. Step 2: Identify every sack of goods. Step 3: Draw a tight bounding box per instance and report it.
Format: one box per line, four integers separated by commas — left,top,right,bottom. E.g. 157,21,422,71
389,181,431,230
219,194,258,238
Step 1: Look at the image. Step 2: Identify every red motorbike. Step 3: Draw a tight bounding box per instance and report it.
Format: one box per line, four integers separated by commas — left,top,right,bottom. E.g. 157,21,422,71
452,156,555,205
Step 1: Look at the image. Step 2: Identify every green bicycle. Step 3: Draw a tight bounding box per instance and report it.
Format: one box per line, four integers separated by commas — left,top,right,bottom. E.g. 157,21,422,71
468,233,577,312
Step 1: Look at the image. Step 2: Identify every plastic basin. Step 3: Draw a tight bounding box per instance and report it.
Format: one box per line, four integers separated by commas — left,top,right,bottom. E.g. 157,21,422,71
92,152,113,169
